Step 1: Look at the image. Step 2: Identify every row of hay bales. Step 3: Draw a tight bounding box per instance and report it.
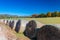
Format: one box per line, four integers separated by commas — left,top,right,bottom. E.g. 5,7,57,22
0,19,45,33
0,19,30,33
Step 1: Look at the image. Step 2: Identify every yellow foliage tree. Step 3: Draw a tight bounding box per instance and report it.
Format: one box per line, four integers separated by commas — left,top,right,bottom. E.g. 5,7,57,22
47,12,51,17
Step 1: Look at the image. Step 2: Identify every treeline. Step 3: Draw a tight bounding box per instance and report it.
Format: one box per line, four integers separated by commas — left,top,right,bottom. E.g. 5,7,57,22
31,11,60,18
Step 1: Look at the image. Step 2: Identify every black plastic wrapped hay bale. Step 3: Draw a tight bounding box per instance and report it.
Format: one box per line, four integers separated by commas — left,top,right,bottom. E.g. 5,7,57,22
15,20,21,33
9,21,11,28
3,20,5,23
10,20,14,29
37,25,60,40
9,20,14,29
23,20,37,40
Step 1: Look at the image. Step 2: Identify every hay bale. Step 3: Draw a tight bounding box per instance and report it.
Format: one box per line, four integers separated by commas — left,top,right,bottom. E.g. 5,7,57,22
8,20,10,26
23,20,37,39
9,21,12,28
13,20,18,30
13,20,29,33
37,25,60,40
0,19,5,23
11,20,14,29
15,20,21,33
6,20,8,25
8,20,14,29
3,20,5,23
20,20,29,33
1,19,7,24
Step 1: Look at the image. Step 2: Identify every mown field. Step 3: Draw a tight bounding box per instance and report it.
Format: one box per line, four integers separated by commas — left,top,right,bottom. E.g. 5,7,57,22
6,17,60,24
19,17,60,24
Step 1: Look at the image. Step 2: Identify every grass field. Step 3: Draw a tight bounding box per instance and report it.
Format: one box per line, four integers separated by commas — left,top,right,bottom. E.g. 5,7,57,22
5,17,60,24
18,17,60,24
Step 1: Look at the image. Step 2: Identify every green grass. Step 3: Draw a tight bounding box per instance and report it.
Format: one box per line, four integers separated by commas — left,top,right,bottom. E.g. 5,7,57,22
18,17,60,24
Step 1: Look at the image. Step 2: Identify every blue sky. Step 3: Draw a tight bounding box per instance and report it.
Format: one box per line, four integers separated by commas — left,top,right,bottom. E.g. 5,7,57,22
0,0,60,16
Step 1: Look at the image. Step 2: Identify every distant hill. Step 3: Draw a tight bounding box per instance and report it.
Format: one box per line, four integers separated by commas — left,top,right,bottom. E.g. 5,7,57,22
0,14,31,19
0,14,19,19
